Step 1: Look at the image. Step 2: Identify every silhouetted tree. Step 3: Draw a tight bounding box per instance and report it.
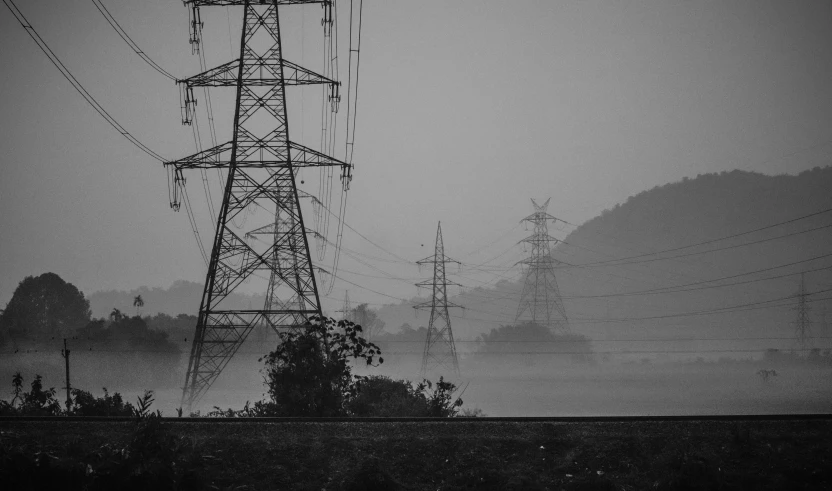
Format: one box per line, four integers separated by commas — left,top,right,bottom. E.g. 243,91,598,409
351,303,385,341
476,321,593,362
0,273,91,345
133,295,144,316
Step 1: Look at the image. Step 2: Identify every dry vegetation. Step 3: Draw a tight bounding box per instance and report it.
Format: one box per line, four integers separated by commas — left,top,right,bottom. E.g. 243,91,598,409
1,418,830,490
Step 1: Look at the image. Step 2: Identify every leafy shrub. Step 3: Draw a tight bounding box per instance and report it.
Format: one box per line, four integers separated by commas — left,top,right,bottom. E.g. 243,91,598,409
422,377,464,417
346,375,463,417
346,376,425,417
0,373,160,418
132,390,161,419
0,373,63,416
68,388,135,417
459,407,486,417
204,400,277,418
260,316,381,416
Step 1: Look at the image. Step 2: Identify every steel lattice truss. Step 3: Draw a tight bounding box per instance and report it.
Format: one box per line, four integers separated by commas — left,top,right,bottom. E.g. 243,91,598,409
793,273,813,352
168,0,347,408
414,223,461,377
514,198,570,331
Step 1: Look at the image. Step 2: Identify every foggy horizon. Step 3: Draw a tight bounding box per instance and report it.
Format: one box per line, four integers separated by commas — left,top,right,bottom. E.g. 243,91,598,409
2,0,832,310
1,0,832,421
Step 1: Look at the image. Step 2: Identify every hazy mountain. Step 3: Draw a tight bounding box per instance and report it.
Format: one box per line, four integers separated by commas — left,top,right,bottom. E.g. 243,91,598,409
93,167,832,359
88,280,266,319
376,167,832,359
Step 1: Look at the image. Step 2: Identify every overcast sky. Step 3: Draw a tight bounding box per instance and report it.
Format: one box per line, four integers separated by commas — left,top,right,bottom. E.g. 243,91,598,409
1,0,831,312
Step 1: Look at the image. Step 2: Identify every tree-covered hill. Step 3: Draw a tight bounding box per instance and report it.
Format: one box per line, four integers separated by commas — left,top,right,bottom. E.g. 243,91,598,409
376,167,832,360
87,280,265,319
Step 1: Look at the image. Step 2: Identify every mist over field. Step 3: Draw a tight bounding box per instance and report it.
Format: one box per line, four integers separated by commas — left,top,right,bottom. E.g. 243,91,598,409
4,2,832,489
3,169,831,416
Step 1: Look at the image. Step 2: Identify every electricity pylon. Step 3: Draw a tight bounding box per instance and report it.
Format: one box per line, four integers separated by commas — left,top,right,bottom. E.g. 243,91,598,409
336,290,353,322
414,222,461,377
514,198,569,331
793,273,813,353
167,0,349,409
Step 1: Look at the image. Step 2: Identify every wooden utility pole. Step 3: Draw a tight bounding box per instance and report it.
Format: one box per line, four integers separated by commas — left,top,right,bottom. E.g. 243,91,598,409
61,338,71,411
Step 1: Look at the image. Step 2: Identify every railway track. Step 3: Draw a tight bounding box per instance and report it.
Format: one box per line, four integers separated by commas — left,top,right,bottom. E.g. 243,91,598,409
2,413,830,423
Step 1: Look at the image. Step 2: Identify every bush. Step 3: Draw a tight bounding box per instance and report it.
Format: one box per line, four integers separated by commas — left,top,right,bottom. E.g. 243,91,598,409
0,373,158,418
0,373,63,416
260,316,381,416
68,388,135,417
346,375,463,417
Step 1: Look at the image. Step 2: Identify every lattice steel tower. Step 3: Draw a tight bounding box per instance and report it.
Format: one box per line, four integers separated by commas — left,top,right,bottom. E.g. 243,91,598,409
514,198,569,331
415,222,461,377
167,0,349,408
336,290,353,322
793,273,813,352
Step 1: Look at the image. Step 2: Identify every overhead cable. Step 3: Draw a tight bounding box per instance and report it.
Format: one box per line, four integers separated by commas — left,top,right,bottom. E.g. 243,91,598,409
2,0,167,162
567,207,832,268
90,0,177,80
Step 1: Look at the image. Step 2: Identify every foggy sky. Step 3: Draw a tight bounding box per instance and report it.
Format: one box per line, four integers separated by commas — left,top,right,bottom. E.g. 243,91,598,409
1,0,831,312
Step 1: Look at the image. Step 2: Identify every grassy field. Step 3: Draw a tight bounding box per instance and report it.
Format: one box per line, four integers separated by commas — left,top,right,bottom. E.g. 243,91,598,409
2,418,831,490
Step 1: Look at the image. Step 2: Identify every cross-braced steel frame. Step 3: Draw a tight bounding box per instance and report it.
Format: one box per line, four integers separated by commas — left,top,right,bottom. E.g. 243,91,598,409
514,198,569,331
167,0,347,409
793,273,813,352
414,222,461,377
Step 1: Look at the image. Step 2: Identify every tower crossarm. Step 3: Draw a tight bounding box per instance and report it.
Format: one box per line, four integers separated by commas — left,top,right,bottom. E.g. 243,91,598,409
184,1,329,7
519,234,559,245
519,211,559,223
413,300,463,311
244,223,318,239
178,57,338,88
516,255,563,267
416,255,460,266
415,279,462,289
164,140,350,171
164,142,232,170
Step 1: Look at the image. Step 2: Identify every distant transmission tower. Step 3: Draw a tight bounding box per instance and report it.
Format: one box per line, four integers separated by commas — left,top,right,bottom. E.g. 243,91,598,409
514,198,569,331
336,290,353,322
793,273,813,353
415,222,461,377
168,0,351,409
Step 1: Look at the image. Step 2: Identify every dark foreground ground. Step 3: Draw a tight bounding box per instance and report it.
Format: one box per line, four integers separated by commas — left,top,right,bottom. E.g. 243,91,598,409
1,418,831,490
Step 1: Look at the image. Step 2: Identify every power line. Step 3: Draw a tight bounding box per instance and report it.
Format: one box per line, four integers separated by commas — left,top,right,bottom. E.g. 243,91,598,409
562,263,832,300
461,223,523,257
455,255,832,302
378,336,832,344
567,207,832,268
573,290,832,324
90,0,177,80
2,0,166,162
5,346,827,356
566,223,832,269
315,196,413,263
